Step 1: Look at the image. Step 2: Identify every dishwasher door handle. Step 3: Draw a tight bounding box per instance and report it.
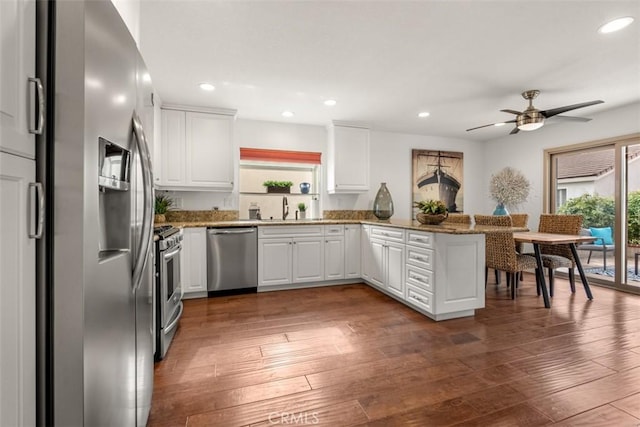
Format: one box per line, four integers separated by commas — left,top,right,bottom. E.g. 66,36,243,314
208,228,256,235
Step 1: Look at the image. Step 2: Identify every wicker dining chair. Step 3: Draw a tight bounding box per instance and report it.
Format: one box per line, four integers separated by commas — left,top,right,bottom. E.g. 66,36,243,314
485,230,538,299
474,215,513,285
510,213,529,254
443,214,472,225
530,214,583,296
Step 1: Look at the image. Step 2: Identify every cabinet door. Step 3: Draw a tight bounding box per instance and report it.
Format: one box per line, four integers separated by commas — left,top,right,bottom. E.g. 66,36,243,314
328,125,369,193
360,225,371,280
160,109,186,185
344,225,361,278
258,238,292,287
324,236,344,280
181,228,207,294
0,0,36,159
292,237,324,283
386,242,405,299
185,112,233,189
0,152,36,427
369,239,386,289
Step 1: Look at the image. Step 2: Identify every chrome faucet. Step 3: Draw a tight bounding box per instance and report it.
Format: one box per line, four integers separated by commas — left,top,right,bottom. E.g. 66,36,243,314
282,196,289,220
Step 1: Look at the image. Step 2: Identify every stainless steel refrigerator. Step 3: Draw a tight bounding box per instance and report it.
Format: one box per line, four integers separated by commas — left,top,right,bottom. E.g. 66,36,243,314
37,0,155,425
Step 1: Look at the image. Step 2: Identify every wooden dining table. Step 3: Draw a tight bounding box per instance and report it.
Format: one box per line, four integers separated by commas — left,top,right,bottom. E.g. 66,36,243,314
513,232,597,308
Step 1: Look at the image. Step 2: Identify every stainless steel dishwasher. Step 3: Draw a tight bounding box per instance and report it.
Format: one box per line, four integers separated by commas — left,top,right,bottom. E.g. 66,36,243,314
207,227,258,295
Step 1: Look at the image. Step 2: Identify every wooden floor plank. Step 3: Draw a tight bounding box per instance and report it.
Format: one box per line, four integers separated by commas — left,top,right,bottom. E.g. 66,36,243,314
611,392,640,419
148,281,640,427
551,404,640,426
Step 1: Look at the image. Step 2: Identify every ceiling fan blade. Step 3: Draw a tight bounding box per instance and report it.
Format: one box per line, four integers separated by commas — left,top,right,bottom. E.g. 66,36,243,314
466,119,516,132
548,115,592,123
500,109,522,115
540,100,604,118
510,127,520,135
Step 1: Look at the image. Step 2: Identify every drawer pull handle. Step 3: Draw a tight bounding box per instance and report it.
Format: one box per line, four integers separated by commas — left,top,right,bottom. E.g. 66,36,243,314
414,238,426,242
410,294,425,303
411,256,426,262
410,275,427,283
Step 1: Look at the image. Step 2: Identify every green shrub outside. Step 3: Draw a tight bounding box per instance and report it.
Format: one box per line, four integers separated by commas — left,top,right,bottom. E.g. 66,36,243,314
557,191,640,244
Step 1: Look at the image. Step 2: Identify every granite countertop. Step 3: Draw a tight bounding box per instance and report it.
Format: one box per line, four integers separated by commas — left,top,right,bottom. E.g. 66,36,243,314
162,218,526,234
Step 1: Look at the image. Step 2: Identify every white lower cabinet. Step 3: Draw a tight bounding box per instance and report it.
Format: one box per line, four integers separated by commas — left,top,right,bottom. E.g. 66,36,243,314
258,226,325,288
344,225,361,279
361,225,372,280
404,230,485,320
292,237,324,283
181,227,207,295
370,237,405,298
324,235,345,280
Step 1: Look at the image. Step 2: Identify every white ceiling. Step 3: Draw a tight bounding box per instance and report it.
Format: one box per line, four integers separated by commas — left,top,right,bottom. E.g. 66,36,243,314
138,0,640,142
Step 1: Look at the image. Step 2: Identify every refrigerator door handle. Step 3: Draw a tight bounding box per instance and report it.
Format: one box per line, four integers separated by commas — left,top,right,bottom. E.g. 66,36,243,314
28,77,45,135
28,182,45,239
131,112,154,292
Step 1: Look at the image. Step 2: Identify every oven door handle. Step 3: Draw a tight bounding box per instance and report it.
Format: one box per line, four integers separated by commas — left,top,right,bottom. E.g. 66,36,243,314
164,301,183,334
162,244,182,260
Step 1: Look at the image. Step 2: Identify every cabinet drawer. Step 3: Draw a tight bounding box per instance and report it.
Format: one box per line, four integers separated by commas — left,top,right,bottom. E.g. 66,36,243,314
406,286,434,313
370,226,405,242
405,264,434,293
258,225,323,238
324,224,344,235
406,231,434,248
406,246,433,270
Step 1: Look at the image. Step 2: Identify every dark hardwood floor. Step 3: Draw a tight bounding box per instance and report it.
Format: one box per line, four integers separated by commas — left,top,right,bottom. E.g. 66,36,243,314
149,274,640,426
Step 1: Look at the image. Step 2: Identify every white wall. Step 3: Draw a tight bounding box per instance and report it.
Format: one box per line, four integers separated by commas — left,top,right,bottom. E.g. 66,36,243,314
483,102,640,230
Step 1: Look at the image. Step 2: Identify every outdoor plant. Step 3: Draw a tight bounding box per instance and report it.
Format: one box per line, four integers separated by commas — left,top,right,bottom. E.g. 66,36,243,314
489,167,530,209
414,199,447,215
298,202,306,212
557,193,614,229
154,194,174,214
627,191,640,244
262,180,293,188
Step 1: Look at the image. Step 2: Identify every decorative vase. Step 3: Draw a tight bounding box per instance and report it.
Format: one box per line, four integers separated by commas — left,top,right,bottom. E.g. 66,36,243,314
373,182,394,220
416,213,447,225
300,182,311,194
493,203,509,215
299,210,306,219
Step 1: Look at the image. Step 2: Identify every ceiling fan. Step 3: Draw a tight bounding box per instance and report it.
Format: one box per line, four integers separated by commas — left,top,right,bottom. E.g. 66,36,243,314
466,90,604,135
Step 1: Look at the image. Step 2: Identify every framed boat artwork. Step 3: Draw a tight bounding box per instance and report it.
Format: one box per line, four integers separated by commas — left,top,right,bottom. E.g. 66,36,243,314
412,150,464,218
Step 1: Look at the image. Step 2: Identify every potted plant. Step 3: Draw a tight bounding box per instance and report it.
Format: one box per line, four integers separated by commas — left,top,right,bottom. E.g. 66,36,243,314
298,202,307,219
414,199,448,225
154,194,174,223
489,167,530,215
263,180,294,194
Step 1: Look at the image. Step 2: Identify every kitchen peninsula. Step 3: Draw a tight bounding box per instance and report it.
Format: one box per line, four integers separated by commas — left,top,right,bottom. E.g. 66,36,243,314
166,214,500,321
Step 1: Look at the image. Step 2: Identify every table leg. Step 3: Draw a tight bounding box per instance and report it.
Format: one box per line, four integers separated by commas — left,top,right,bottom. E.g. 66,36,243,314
569,243,593,300
635,252,639,276
533,243,551,308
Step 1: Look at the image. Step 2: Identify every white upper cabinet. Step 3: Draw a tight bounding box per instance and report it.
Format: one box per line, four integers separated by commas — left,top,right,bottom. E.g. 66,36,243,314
158,105,235,191
327,121,369,193
0,0,37,159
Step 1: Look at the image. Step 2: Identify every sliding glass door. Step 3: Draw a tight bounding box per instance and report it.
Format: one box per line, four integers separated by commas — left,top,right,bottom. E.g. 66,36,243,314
547,134,640,292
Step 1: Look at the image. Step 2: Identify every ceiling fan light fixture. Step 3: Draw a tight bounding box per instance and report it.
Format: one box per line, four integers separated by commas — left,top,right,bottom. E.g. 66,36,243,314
598,16,634,34
517,121,544,131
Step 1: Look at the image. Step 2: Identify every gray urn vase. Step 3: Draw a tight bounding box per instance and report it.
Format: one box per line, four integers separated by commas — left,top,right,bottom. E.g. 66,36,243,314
373,182,394,220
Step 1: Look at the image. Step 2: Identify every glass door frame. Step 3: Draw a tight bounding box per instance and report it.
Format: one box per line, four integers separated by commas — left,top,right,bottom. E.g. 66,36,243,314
544,132,640,294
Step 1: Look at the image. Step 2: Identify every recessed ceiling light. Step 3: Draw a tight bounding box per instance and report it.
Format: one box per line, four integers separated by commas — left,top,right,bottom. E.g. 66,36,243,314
494,122,506,127
113,94,127,105
418,112,430,118
598,16,634,34
324,99,337,107
199,83,215,91
282,111,294,118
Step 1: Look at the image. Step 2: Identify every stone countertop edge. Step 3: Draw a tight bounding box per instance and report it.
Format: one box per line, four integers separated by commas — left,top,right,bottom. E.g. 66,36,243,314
162,219,527,235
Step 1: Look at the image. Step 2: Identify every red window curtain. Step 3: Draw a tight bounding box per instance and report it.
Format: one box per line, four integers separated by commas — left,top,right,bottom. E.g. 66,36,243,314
240,148,321,164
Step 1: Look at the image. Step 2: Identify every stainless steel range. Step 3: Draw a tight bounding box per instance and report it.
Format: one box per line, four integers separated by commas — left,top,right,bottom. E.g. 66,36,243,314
154,225,184,360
